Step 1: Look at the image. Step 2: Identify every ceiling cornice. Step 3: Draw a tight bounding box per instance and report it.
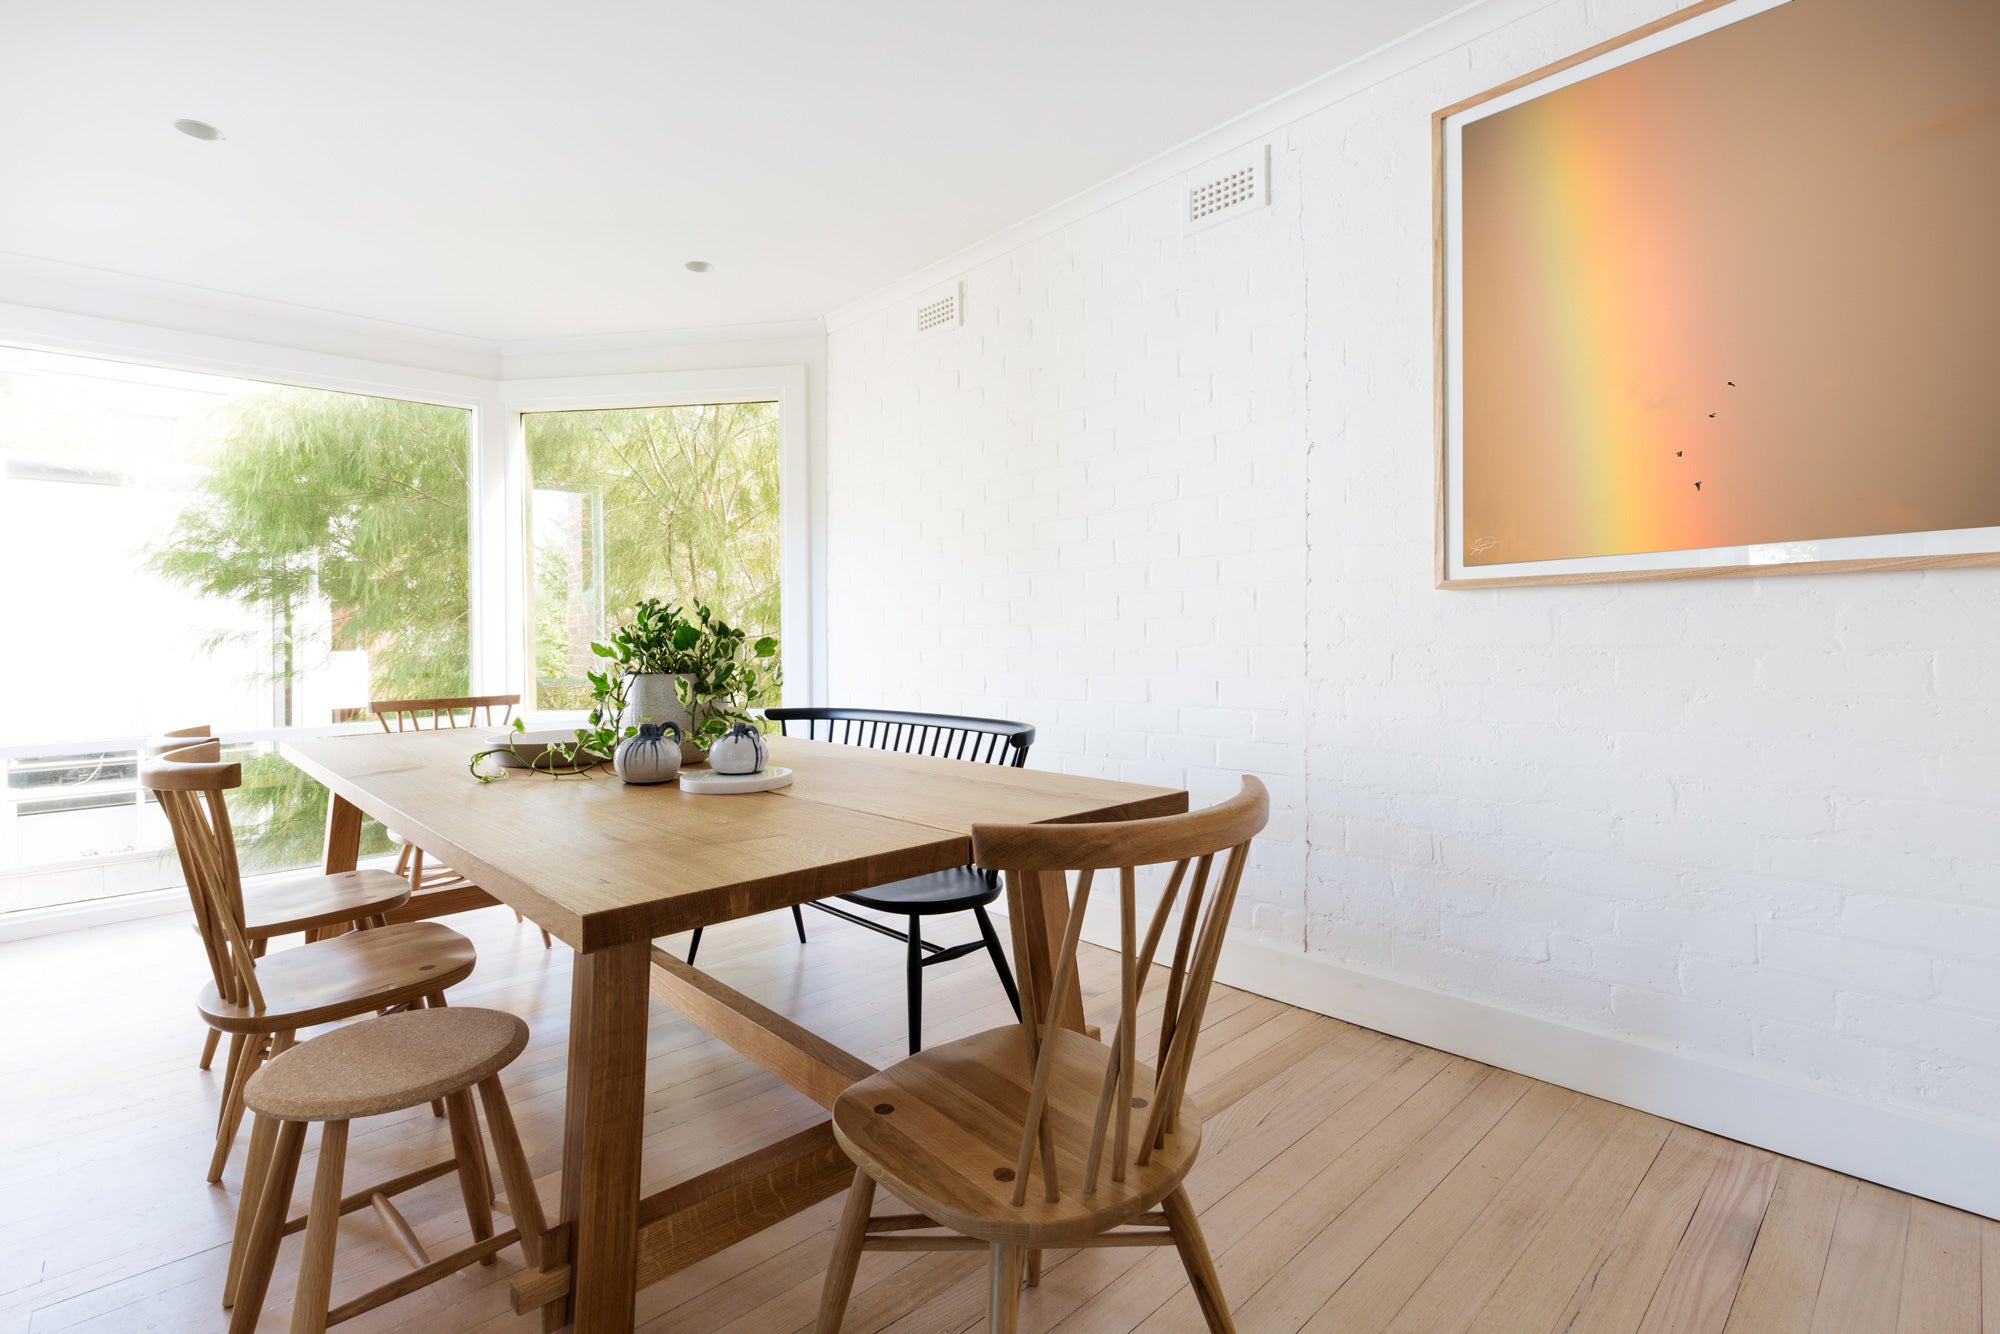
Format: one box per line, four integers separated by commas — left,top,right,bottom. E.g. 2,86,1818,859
821,0,1558,334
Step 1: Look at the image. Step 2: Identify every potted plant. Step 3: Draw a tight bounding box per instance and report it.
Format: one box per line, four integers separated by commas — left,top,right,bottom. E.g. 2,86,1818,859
585,600,778,762
587,598,702,757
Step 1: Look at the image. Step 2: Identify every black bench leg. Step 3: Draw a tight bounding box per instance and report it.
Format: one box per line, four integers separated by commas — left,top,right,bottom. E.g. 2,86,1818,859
906,915,924,1055
792,903,808,944
973,905,1022,1020
686,926,703,967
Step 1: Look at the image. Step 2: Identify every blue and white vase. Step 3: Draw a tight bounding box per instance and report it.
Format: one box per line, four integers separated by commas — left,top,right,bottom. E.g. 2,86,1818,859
707,722,767,775
613,722,683,785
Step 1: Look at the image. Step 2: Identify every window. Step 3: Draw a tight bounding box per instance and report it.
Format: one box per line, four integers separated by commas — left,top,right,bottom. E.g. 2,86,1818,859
524,402,781,710
0,347,472,914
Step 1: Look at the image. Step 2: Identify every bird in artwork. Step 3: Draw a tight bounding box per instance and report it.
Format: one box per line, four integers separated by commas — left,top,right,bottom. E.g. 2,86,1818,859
1708,412,1717,419
1676,451,1683,457
1695,481,1703,491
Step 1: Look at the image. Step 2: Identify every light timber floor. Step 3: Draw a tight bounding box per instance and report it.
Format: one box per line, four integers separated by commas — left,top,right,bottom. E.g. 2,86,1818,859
0,906,1991,1333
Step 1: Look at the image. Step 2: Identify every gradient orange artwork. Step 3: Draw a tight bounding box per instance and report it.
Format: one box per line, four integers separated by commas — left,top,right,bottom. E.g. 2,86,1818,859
1460,0,2000,565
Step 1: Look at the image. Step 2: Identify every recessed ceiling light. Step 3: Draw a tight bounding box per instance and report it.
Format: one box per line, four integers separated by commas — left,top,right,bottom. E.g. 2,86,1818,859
684,260,714,273
174,119,224,141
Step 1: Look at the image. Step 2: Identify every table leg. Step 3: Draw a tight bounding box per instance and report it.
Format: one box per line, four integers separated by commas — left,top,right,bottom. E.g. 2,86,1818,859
322,793,363,875
1008,869,1088,1035
554,940,651,1332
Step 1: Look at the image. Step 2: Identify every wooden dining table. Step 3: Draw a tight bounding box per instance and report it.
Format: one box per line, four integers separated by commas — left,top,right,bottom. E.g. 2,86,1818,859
282,728,1186,1332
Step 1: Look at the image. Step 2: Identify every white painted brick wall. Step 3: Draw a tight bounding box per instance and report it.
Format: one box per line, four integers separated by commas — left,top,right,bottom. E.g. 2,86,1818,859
825,0,2000,1134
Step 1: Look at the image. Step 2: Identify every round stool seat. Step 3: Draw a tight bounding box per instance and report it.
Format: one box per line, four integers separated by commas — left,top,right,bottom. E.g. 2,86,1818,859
246,1007,529,1122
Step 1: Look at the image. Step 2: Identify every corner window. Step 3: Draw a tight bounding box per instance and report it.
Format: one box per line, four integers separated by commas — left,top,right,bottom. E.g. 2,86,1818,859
0,346,471,913
523,402,781,710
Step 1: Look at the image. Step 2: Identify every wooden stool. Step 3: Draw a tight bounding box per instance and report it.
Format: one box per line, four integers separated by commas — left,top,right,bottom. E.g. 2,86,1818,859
226,1007,546,1334
141,736,477,1188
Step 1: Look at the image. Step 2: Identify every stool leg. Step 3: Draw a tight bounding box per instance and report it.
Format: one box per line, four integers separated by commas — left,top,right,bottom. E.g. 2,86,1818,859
792,903,808,943
476,1074,546,1264
686,926,703,966
445,1089,496,1261
424,994,448,1118
815,1168,876,1332
290,1120,348,1334
226,1118,306,1332
225,1031,295,1303
906,916,924,1055
225,1109,276,1304
973,905,1022,1020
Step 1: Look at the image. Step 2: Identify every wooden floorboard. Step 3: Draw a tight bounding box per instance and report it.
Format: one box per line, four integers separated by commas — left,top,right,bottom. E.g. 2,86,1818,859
0,906,1986,1333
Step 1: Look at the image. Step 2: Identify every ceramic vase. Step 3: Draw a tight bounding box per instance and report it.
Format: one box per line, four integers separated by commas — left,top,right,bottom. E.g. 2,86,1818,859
613,722,684,785
707,722,767,775
620,672,702,762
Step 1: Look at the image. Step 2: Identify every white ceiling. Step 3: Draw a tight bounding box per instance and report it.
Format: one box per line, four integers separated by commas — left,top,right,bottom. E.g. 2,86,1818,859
0,1,1462,344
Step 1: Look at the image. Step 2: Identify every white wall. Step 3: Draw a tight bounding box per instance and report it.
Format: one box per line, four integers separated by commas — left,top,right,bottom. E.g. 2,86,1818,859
825,0,2000,1215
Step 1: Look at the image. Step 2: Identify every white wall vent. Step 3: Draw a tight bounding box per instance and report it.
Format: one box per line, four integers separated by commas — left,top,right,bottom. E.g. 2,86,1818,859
1184,143,1270,234
914,281,963,337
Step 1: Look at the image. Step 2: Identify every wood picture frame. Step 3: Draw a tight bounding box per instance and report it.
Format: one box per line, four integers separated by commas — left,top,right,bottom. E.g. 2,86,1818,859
1433,0,2000,588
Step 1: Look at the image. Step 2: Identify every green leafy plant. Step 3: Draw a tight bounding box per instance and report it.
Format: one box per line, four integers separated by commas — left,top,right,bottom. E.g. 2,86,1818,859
573,671,633,761
471,718,608,783
584,600,779,745
586,597,705,677
675,606,780,742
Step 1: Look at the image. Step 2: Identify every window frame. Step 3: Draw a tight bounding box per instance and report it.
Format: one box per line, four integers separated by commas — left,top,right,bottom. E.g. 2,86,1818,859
498,367,813,715
0,309,818,930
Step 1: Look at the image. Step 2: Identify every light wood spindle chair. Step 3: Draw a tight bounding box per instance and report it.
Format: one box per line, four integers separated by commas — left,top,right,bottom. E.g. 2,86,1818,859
369,695,552,949
816,776,1269,1332
146,728,416,1074
224,1006,546,1334
139,739,479,1210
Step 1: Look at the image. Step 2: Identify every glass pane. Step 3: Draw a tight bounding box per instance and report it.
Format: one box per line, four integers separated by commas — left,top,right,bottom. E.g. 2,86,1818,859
0,346,469,913
525,402,780,711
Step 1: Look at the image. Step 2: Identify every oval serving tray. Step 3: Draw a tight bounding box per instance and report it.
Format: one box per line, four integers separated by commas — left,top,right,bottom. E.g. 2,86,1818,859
678,765,794,795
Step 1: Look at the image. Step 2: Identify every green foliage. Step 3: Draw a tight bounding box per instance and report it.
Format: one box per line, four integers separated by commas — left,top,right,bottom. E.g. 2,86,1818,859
586,597,706,676
149,392,781,872
470,718,605,783
583,601,779,745
527,402,779,709
574,671,633,763
149,388,470,871
229,751,392,872
669,606,781,742
148,388,473,706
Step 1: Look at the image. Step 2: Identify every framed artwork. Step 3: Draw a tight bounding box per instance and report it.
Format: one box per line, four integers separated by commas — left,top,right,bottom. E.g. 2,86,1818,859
1434,0,2000,587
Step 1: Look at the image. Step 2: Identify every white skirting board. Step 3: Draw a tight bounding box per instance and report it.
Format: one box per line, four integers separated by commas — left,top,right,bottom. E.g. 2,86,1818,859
999,901,1999,1222
1208,935,2000,1223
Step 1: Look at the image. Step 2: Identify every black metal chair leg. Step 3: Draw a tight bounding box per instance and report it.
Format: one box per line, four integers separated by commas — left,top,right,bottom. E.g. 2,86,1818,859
972,905,1022,1020
906,915,924,1055
792,904,808,944
686,926,703,967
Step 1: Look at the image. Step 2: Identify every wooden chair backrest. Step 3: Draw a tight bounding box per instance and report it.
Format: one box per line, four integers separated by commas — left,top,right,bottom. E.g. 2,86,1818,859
763,706,1033,768
138,733,265,1014
970,775,1269,1207
372,694,520,732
